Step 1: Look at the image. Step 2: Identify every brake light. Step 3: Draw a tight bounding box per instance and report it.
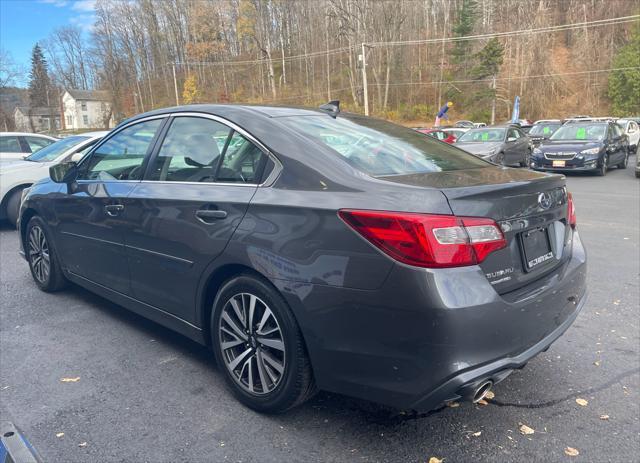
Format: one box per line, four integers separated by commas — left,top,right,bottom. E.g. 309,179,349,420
338,210,506,268
567,192,577,228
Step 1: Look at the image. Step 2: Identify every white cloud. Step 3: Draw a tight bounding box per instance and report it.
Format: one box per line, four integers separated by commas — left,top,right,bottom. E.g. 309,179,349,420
39,0,69,7
70,14,97,33
71,0,96,12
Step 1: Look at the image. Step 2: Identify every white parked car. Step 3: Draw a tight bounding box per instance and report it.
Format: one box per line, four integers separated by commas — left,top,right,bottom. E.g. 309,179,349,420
616,119,640,154
0,132,57,161
1,131,108,226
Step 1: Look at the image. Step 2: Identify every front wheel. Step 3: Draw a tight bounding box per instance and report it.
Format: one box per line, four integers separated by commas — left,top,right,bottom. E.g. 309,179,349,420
596,154,608,176
211,274,316,413
520,149,531,168
25,216,67,292
494,152,506,166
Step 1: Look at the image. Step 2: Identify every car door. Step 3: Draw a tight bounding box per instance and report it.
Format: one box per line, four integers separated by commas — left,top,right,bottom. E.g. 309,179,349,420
607,124,624,164
53,117,166,294
122,114,270,324
505,128,521,164
0,135,27,160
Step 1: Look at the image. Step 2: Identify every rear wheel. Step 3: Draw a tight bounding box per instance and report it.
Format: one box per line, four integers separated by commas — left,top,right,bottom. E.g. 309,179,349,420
596,154,608,176
5,188,24,227
211,274,316,413
617,151,628,169
25,216,67,292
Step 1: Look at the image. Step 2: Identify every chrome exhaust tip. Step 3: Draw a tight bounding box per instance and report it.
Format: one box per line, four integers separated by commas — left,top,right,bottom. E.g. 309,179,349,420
472,381,493,403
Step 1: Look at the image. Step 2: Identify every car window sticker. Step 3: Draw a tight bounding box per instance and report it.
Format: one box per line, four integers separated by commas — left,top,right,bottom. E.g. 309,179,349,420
576,127,586,139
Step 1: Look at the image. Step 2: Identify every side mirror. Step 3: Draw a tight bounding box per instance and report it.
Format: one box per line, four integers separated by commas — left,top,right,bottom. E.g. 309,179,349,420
70,152,84,163
50,161,78,184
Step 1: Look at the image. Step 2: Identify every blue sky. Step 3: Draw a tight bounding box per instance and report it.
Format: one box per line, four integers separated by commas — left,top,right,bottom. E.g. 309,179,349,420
1,0,96,86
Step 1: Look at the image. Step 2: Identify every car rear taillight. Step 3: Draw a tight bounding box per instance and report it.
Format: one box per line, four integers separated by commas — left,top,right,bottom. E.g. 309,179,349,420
567,192,577,228
338,210,506,268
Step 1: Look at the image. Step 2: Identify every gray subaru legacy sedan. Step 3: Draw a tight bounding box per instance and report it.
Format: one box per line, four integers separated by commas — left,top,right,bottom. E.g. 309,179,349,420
18,103,587,414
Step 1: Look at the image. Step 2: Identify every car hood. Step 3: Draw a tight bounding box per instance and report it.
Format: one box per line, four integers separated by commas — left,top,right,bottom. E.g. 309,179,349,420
455,142,502,155
538,141,602,152
0,160,52,174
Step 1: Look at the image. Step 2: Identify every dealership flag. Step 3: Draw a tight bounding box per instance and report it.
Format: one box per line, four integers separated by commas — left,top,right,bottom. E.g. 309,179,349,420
511,96,520,124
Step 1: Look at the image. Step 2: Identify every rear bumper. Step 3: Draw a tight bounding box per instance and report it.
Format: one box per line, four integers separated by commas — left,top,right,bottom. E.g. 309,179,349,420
275,230,587,411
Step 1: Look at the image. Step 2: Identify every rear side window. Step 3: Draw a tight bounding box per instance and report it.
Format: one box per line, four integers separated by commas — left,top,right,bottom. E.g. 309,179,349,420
148,116,267,184
0,136,22,153
280,115,488,176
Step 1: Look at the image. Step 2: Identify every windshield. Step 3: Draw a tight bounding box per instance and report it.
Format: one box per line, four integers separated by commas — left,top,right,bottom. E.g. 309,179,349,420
279,115,489,176
550,124,607,141
458,128,506,143
529,123,561,136
25,136,90,162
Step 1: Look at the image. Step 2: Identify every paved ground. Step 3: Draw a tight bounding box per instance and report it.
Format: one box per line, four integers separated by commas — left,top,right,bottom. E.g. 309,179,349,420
1,161,639,463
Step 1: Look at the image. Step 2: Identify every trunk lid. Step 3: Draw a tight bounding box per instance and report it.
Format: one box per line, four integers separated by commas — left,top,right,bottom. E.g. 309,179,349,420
381,167,571,293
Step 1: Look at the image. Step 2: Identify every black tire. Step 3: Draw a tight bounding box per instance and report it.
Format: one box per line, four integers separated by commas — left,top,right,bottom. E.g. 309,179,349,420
519,149,531,168
25,216,67,292
596,154,608,176
211,274,316,413
635,170,640,178
617,152,628,169
5,188,24,227
495,152,506,166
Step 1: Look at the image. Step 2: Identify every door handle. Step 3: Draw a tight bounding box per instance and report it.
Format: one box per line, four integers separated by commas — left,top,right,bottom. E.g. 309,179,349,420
195,209,227,223
104,204,124,216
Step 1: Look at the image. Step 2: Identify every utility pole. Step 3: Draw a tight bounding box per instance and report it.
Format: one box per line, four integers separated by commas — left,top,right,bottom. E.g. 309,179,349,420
172,63,180,106
490,75,496,125
361,43,369,116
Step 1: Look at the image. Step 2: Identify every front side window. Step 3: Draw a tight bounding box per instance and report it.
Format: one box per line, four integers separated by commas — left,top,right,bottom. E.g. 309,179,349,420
25,136,55,152
79,118,162,181
148,117,230,182
507,128,520,140
0,136,22,153
280,115,488,177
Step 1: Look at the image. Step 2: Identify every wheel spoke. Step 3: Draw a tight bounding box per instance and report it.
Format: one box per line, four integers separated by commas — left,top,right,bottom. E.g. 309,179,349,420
246,356,254,392
247,294,256,333
255,350,270,391
229,297,246,329
221,311,248,341
256,307,273,334
257,337,284,351
228,347,253,371
261,349,284,375
221,338,245,350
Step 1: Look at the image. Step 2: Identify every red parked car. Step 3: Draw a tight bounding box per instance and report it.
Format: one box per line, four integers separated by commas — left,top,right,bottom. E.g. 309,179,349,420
413,128,457,144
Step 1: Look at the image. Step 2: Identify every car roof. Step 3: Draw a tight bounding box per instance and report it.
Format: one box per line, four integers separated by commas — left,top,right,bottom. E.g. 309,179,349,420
0,132,56,138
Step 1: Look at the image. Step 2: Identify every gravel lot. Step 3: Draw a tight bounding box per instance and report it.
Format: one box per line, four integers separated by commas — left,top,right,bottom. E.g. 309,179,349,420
1,161,639,462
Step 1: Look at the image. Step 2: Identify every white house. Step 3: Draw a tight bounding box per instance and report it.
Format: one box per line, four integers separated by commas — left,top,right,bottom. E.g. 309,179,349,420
13,106,61,133
62,89,114,130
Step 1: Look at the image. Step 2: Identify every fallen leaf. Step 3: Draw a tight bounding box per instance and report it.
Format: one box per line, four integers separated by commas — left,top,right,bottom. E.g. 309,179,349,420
593,361,601,366
613,300,620,305
564,447,579,457
519,424,535,435
471,431,482,437
446,401,460,408
60,377,80,383
476,399,489,406
600,414,609,420
55,432,64,438
484,390,495,400
575,398,588,407
78,442,87,448
428,458,443,463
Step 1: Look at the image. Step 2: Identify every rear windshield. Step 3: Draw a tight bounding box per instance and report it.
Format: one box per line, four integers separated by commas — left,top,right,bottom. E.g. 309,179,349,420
279,115,488,176
458,128,506,143
551,124,607,141
529,123,561,136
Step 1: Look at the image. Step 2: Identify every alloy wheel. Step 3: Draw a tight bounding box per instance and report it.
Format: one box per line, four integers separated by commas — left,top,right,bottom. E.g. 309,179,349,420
218,293,286,395
28,225,50,284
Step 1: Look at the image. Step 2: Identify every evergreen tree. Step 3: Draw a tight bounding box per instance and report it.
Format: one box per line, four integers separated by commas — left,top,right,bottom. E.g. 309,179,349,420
28,44,52,107
451,0,477,65
608,25,640,116
470,38,504,80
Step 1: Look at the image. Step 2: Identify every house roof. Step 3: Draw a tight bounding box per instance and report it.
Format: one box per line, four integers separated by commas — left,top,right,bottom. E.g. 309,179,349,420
14,106,60,117
65,89,110,101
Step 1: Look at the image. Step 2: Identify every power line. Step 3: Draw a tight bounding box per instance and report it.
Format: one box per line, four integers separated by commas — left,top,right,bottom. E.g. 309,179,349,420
173,15,639,68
